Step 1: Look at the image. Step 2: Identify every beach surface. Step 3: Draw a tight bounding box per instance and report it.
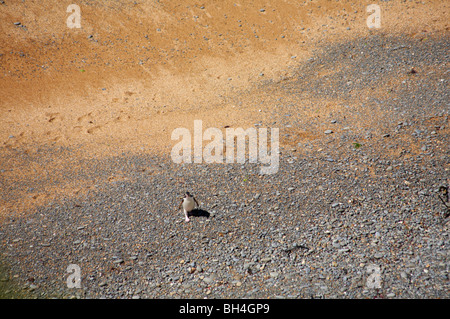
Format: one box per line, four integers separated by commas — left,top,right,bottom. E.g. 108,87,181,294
0,0,449,298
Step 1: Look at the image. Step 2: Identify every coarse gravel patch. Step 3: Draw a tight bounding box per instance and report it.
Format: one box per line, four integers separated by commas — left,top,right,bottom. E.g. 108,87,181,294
1,33,449,299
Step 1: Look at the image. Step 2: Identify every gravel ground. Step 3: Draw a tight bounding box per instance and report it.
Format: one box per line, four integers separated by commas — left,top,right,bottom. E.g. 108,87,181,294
0,33,449,299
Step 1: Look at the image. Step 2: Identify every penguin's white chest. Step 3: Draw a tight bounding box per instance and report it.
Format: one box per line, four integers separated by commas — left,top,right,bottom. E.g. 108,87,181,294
183,198,195,212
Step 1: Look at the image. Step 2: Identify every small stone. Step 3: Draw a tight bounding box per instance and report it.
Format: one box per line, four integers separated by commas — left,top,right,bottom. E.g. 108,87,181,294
29,284,38,291
324,130,333,134
243,262,254,269
203,274,216,284
270,272,279,278
374,252,383,259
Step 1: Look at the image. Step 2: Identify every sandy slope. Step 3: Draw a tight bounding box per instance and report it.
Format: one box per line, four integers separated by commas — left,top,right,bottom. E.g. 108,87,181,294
0,0,448,213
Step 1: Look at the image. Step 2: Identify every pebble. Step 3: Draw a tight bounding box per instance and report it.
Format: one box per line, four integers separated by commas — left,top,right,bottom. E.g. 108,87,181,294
203,274,217,284
188,267,196,274
324,130,333,134
29,284,38,291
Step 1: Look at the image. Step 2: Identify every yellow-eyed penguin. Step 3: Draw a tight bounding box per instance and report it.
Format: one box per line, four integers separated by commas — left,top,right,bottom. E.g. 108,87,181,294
178,191,199,222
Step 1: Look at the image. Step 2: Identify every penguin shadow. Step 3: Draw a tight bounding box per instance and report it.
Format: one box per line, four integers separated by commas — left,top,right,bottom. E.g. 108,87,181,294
187,208,210,219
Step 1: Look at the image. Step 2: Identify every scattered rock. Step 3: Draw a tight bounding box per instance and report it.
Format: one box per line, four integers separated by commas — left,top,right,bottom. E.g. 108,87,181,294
270,272,279,278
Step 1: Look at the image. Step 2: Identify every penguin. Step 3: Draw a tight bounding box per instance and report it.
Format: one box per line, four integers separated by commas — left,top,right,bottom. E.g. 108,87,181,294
178,191,199,222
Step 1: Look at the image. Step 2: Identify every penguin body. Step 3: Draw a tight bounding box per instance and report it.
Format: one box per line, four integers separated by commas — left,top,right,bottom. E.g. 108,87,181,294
178,192,199,222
